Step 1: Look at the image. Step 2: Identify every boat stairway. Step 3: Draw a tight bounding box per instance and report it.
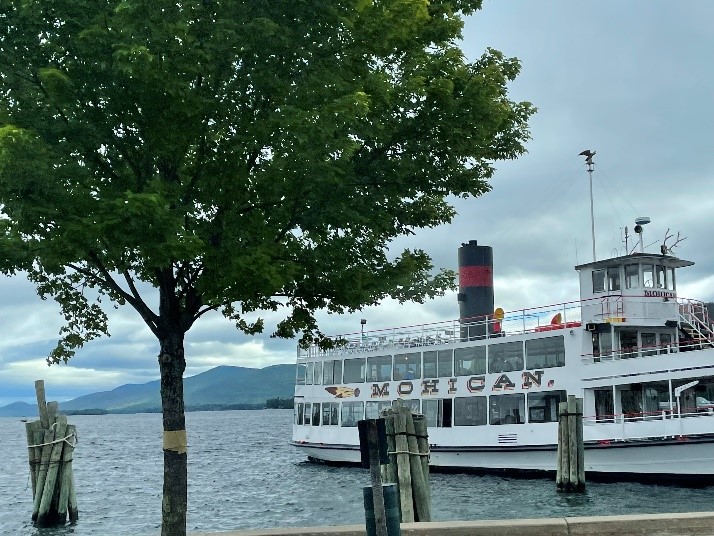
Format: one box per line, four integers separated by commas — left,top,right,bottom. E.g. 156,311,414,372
678,301,714,349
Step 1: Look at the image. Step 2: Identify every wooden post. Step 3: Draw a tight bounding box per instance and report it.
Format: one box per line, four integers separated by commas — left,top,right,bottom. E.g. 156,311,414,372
401,407,430,522
58,424,78,522
381,409,398,486
26,380,79,527
567,395,578,487
25,421,41,496
32,429,53,521
556,396,585,492
366,420,388,536
35,380,49,430
412,413,431,512
393,412,414,522
576,398,585,488
37,415,67,527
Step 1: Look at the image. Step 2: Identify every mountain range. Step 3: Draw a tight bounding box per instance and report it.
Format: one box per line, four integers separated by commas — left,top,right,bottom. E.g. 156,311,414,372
0,364,295,417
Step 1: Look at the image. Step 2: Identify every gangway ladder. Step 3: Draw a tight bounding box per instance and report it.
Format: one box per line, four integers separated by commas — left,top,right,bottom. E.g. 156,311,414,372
678,301,714,349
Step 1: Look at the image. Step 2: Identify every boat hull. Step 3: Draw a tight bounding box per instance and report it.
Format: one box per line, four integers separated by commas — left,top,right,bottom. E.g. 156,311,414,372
293,436,714,485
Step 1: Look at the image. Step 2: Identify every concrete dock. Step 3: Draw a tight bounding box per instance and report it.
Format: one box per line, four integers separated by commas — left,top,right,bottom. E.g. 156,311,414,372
190,511,714,536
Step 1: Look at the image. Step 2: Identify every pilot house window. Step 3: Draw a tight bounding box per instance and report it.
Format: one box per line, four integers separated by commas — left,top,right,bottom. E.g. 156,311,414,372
592,270,606,293
625,264,639,289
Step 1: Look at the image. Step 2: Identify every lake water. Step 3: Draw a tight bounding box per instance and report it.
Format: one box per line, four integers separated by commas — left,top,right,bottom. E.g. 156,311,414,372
2,410,714,535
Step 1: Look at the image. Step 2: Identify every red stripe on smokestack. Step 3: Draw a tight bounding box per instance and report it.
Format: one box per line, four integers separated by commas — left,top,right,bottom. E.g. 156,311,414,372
459,266,493,287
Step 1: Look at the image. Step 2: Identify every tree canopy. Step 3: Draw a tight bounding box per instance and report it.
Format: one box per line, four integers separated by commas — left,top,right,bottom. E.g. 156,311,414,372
0,0,534,533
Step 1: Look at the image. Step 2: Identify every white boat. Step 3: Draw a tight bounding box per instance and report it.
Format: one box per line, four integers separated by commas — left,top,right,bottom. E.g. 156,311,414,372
292,169,714,485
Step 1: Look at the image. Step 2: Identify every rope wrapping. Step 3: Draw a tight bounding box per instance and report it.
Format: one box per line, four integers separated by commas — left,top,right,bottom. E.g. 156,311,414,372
27,432,77,449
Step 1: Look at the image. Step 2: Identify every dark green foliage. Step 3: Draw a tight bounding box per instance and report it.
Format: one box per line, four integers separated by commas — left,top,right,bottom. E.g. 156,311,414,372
0,0,533,360
0,1,533,533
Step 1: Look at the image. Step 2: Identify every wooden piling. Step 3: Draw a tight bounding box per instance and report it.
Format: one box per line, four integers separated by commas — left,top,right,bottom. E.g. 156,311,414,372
381,410,398,486
58,424,78,522
393,412,414,522
35,380,49,430
576,398,585,487
401,408,430,522
556,396,585,492
379,406,431,525
412,413,431,511
37,415,67,527
25,380,79,527
25,421,41,496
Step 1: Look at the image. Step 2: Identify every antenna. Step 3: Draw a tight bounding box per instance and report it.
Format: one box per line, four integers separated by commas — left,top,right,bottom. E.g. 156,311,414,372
579,150,596,261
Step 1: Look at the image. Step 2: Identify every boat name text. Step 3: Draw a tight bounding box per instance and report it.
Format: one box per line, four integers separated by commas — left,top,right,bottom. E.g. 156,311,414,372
368,370,546,398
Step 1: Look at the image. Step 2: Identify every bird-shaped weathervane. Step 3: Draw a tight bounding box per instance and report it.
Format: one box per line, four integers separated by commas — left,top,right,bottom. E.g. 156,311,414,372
579,149,596,166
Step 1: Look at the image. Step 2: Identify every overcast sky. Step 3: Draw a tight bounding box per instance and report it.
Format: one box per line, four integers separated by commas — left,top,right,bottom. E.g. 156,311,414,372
2,0,714,406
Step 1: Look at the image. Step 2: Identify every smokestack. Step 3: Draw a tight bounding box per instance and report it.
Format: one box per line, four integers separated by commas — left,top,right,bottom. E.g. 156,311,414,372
457,240,494,340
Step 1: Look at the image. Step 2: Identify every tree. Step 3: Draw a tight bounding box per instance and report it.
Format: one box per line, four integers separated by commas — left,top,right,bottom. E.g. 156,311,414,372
0,1,534,534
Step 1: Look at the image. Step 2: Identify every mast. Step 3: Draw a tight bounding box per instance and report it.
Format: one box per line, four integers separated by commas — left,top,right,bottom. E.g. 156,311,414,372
579,150,596,262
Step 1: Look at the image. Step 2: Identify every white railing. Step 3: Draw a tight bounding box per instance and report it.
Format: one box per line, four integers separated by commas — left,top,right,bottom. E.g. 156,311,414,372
583,407,714,442
298,300,583,359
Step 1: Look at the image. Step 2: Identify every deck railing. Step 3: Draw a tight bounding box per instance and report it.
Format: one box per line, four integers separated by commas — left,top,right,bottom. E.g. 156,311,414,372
298,299,584,359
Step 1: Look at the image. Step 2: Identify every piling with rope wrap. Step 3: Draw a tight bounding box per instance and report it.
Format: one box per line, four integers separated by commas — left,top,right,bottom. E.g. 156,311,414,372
25,380,79,527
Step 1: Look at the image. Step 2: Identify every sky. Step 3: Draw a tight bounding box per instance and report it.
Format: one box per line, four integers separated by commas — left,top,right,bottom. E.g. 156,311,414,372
2,0,714,406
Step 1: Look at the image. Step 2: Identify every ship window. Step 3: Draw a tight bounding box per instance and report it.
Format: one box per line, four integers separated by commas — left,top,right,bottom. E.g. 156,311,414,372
594,389,614,422
454,396,487,426
322,361,333,385
527,390,566,423
365,401,392,420
323,360,343,385
625,264,639,289
526,336,565,369
438,349,454,377
313,361,322,385
304,403,312,425
489,394,525,425
656,265,666,289
311,403,321,426
592,270,606,293
641,382,671,416
620,384,643,420
592,330,613,360
343,358,365,383
423,351,437,378
295,402,304,424
423,399,452,428
642,264,654,288
305,362,314,385
659,333,673,354
619,330,638,359
455,346,486,376
340,401,364,427
673,378,714,416
641,333,657,356
608,267,621,291
367,355,392,382
296,363,307,385
394,352,420,380
395,399,420,414
666,267,675,290
488,341,524,373
322,402,339,425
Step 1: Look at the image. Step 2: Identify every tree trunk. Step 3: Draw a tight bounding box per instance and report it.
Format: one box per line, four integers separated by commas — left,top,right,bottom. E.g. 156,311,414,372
158,329,187,536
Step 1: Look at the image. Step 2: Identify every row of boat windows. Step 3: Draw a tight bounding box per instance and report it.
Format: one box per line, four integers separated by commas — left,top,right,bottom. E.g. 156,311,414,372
593,377,714,421
295,390,567,428
592,329,674,358
296,335,565,385
592,263,675,294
